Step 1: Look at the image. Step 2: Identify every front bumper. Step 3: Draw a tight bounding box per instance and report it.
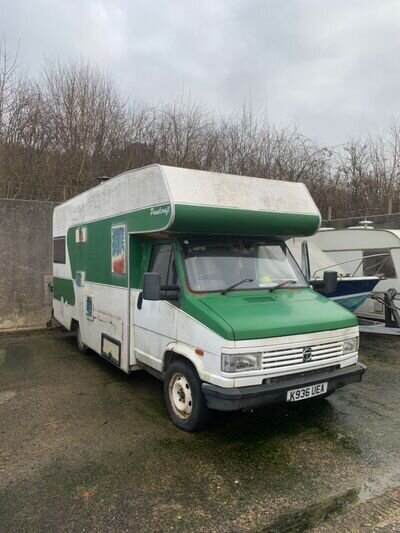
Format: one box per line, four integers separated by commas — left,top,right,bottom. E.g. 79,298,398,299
202,362,367,411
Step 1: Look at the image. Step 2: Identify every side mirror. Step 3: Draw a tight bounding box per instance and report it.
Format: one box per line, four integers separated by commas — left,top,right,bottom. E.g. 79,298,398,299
322,270,338,294
143,272,161,301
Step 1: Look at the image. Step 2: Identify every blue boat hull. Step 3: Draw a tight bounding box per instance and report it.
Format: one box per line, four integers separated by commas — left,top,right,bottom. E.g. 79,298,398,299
316,278,380,312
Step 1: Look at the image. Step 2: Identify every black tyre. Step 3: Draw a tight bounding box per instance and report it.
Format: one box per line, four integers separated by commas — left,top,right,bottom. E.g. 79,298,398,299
164,359,209,432
76,325,89,354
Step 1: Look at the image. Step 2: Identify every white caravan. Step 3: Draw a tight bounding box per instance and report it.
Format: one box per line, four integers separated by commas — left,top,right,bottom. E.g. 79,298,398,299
310,224,400,321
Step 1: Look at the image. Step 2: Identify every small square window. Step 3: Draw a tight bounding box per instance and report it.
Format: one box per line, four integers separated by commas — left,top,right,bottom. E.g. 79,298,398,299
53,237,66,264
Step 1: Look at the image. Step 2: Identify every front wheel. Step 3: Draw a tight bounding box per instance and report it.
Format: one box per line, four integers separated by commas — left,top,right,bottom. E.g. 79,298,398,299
164,359,209,431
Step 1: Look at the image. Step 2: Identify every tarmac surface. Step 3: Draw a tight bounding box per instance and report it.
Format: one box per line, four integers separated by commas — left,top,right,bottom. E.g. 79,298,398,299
0,329,399,532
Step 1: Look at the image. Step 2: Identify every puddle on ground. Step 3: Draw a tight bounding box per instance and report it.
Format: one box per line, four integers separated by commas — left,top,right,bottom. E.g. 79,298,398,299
359,468,400,501
262,488,359,532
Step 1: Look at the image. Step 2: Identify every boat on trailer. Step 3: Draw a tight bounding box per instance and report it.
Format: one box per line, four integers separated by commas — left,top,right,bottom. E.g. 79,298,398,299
287,238,380,312
309,222,400,335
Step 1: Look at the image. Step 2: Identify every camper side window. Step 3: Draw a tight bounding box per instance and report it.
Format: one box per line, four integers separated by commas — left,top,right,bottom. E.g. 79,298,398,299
53,237,66,264
149,244,179,299
363,249,396,278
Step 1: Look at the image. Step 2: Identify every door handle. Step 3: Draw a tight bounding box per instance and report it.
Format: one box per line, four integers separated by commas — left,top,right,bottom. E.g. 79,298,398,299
137,292,143,310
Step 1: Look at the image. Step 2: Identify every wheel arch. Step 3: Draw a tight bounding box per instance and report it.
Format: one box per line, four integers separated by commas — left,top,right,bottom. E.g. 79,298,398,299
163,344,205,380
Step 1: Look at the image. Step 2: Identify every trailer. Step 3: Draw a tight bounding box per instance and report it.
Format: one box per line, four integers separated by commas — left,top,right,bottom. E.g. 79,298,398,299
53,165,365,431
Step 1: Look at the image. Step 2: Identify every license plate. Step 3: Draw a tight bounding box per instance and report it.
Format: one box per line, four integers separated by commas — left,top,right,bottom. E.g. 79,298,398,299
286,382,328,402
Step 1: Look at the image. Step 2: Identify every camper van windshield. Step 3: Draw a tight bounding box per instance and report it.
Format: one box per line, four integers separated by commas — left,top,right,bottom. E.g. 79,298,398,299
182,240,307,293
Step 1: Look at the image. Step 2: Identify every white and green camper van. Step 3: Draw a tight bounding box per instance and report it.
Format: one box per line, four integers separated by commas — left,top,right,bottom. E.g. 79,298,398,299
52,165,365,431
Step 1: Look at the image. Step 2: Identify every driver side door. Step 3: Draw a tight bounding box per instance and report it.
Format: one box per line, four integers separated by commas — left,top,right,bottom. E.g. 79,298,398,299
133,243,179,371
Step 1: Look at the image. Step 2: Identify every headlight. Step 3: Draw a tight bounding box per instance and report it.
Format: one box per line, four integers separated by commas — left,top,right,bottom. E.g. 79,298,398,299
222,353,262,373
343,337,359,355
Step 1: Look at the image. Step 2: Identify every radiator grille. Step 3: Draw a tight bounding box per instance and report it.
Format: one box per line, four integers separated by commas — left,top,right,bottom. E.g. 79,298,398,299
262,341,344,370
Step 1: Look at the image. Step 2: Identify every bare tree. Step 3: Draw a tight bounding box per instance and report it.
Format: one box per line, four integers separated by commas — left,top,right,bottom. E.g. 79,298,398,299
2,45,400,218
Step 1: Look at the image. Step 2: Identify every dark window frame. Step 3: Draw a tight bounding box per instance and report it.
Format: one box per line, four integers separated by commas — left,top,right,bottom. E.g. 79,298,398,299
362,248,396,279
53,236,66,264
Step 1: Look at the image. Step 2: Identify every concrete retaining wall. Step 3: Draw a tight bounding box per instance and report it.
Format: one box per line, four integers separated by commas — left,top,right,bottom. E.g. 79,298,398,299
0,199,57,331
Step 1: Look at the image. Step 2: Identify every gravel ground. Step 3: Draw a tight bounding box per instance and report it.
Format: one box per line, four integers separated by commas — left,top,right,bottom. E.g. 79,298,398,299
0,329,399,532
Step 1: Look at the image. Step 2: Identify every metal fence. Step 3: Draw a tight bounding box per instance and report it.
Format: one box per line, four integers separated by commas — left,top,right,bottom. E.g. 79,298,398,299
0,180,396,222
323,201,396,222
0,181,96,202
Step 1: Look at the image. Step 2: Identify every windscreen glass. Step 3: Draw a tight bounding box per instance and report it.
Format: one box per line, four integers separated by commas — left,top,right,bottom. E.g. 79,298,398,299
182,240,307,292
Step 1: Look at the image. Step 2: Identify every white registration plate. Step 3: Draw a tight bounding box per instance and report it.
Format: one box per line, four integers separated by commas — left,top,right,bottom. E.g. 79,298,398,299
286,382,328,402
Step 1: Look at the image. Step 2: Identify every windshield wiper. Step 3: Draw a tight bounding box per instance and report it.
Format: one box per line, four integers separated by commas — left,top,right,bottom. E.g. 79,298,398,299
269,280,297,292
221,278,254,295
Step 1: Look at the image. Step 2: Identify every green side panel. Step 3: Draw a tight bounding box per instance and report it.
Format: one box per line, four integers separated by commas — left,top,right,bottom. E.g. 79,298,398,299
171,205,320,237
53,277,75,305
180,288,357,341
126,203,172,232
130,237,154,289
67,204,171,286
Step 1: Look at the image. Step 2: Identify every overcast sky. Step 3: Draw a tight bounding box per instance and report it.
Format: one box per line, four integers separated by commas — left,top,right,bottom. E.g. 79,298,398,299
2,0,400,144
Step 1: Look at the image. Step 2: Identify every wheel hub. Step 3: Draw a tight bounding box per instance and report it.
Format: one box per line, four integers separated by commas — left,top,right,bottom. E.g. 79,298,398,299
169,373,193,420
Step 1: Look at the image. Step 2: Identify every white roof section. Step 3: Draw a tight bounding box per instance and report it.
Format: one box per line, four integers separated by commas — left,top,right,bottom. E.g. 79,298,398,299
53,164,321,236
54,165,169,235
311,227,400,250
161,166,319,215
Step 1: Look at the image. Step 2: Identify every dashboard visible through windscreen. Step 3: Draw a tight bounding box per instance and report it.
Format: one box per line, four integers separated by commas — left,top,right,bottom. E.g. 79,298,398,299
182,240,307,293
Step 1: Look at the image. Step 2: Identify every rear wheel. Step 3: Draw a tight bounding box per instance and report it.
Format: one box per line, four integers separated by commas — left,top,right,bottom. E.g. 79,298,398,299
76,325,89,354
164,359,209,431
